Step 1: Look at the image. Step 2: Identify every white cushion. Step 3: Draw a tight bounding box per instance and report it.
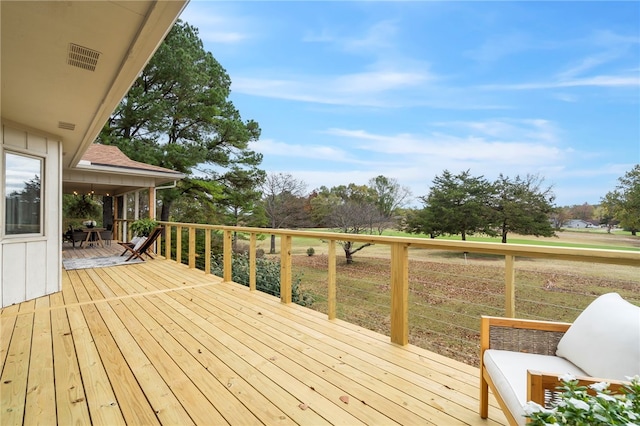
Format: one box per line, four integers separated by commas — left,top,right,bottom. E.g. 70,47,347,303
132,236,147,251
556,293,640,380
484,349,586,426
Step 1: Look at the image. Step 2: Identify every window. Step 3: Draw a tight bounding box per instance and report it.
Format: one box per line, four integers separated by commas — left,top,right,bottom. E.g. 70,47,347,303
4,152,42,235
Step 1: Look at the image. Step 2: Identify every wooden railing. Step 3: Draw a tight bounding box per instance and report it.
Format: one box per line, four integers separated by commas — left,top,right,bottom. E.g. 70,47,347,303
114,219,640,346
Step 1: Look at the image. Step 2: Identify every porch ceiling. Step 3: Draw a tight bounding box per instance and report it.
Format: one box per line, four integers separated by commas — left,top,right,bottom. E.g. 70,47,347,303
1,1,188,168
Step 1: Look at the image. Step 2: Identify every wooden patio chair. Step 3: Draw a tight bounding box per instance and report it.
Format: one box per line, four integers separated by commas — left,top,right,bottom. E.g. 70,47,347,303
118,226,163,262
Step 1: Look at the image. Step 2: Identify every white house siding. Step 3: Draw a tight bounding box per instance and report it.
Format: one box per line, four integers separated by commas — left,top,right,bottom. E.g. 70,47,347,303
1,122,62,307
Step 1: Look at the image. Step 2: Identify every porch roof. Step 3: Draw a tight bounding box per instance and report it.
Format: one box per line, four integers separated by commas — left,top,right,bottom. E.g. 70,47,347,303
63,144,185,196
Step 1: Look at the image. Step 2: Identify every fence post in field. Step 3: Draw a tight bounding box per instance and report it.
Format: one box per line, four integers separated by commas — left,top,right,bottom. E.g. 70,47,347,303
328,239,337,320
164,225,172,260
188,226,196,268
249,233,257,291
505,255,516,317
176,226,182,264
204,228,211,274
223,229,232,282
280,235,292,304
390,242,409,346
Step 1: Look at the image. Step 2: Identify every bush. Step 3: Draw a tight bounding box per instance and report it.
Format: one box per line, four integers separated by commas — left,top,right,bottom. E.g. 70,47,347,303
306,247,315,256
524,374,640,425
211,253,313,307
130,218,158,237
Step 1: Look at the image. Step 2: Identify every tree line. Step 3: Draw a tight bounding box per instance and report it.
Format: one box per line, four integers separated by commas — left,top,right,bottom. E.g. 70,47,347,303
96,20,640,264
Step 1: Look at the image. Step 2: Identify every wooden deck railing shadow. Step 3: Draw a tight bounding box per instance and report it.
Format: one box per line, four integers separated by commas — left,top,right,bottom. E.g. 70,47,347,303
114,219,640,350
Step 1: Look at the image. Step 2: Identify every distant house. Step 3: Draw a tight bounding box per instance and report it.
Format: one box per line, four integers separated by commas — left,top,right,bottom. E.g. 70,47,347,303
563,219,595,229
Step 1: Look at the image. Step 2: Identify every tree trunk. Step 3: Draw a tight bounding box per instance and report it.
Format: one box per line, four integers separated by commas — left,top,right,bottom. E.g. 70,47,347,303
160,201,172,222
345,250,353,264
270,234,276,254
343,241,353,264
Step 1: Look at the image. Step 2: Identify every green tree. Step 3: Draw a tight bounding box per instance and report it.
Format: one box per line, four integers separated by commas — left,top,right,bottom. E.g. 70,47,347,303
602,165,640,236
492,174,556,243
98,20,263,220
416,170,495,240
403,207,442,238
368,175,412,219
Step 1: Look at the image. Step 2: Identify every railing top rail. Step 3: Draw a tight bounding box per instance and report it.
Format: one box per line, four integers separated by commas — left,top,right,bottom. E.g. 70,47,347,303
153,221,640,267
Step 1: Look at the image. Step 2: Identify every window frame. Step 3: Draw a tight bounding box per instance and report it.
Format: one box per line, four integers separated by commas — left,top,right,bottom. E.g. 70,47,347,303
3,150,45,238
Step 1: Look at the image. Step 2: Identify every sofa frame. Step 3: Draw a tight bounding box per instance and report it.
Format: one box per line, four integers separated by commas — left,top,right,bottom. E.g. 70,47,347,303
479,315,629,425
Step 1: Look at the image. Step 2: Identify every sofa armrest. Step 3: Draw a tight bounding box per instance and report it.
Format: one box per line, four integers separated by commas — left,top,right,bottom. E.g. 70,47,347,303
527,370,631,407
481,316,571,356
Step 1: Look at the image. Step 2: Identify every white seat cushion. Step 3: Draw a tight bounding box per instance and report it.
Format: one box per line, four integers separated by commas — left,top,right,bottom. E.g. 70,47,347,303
484,349,586,426
132,236,147,251
556,292,640,380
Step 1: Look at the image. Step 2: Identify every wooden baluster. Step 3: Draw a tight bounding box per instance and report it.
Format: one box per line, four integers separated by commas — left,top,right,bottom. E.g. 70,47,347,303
505,255,516,318
223,230,232,282
249,233,257,291
164,225,172,261
176,226,182,264
390,242,409,346
280,235,292,304
205,228,211,274
188,226,196,268
328,240,336,320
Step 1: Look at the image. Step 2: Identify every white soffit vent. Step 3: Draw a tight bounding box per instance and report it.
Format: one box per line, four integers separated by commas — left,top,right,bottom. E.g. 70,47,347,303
58,121,76,131
67,43,100,71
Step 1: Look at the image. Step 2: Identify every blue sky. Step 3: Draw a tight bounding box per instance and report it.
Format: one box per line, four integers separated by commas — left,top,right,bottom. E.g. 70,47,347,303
180,1,639,207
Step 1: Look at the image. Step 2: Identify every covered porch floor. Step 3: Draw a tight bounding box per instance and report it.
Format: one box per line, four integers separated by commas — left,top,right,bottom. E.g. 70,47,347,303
1,257,507,425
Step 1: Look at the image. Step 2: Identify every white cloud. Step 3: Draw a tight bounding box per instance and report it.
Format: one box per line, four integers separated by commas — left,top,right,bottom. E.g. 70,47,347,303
480,75,639,90
325,120,565,167
249,139,354,163
232,67,436,107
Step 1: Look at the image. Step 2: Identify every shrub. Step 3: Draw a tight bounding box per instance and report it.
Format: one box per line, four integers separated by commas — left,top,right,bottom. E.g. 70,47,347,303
306,247,315,256
129,218,158,237
524,374,640,425
211,253,313,307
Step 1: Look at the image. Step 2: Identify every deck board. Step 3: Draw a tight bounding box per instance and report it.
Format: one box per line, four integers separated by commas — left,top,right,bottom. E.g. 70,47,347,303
1,257,508,425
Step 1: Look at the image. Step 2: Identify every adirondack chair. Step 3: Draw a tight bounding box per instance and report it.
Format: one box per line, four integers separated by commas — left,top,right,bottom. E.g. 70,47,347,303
118,226,163,261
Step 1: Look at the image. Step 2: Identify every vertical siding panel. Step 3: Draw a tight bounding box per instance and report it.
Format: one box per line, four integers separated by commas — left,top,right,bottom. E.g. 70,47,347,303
2,243,27,306
3,126,27,149
27,133,48,153
25,241,47,300
45,139,62,294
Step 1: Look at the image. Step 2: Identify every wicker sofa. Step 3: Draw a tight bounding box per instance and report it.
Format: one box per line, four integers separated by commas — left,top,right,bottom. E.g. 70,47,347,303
479,293,640,425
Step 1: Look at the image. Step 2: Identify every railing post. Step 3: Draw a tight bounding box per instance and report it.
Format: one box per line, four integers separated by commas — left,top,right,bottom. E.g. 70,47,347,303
188,226,196,268
176,226,182,264
164,225,172,261
223,230,232,282
328,240,336,320
249,233,257,291
390,242,409,346
505,255,516,317
280,235,292,304
204,228,211,274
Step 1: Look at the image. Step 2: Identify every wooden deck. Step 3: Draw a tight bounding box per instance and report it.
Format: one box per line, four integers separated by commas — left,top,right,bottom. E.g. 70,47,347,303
1,256,508,425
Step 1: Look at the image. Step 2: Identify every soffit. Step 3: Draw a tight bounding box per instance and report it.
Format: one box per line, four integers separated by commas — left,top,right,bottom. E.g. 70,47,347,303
1,0,188,168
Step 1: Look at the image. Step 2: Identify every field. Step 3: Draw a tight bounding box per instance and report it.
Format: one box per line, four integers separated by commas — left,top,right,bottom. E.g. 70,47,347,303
254,230,640,366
